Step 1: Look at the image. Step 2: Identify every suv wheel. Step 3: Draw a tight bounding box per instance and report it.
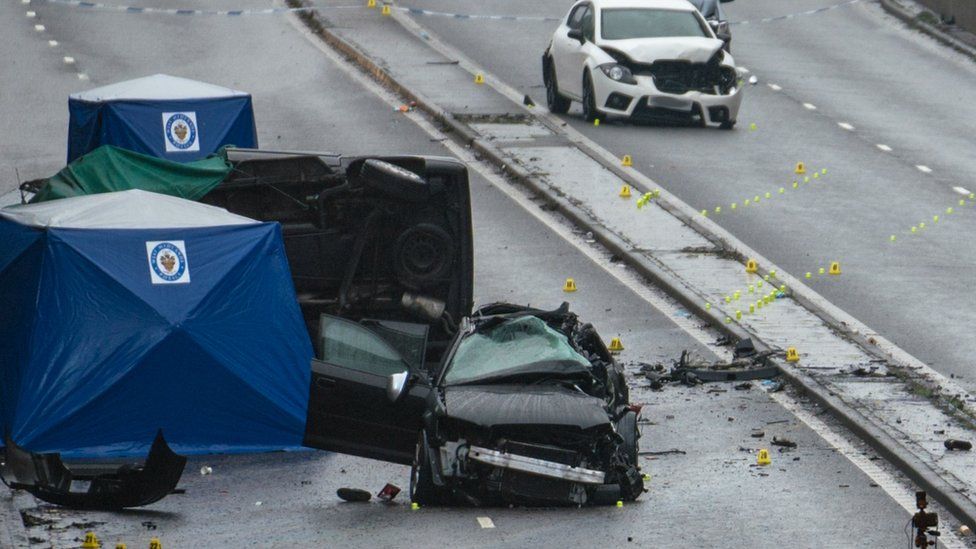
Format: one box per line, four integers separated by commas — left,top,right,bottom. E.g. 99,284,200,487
582,71,601,123
544,58,571,114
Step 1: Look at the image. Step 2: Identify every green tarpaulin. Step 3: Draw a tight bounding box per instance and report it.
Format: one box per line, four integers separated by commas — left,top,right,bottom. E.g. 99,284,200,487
30,145,232,203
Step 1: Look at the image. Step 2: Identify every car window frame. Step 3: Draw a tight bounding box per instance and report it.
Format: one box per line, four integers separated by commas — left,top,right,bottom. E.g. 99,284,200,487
598,7,712,41
319,315,412,377
566,2,590,30
581,6,595,42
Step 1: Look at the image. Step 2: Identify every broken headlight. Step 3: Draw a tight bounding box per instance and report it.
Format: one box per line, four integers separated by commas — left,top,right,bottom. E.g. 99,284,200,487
598,63,637,85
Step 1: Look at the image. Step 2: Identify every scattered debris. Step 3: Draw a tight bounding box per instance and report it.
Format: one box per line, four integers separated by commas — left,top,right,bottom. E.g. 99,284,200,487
638,449,687,456
142,521,158,531
376,483,401,502
337,488,372,502
959,525,971,536
522,95,535,107
944,439,972,451
199,466,212,476
477,516,496,529
771,437,797,449
733,382,753,391
760,380,784,392
751,430,765,438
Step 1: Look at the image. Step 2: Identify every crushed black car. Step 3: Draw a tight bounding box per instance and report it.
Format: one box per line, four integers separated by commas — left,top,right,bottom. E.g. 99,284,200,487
303,302,644,506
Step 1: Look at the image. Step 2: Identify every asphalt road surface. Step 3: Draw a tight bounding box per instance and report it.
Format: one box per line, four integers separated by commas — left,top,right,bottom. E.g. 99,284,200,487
0,0,944,546
397,0,976,393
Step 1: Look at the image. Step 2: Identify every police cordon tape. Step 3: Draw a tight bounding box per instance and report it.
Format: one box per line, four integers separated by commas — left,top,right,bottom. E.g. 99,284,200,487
35,0,863,22
35,0,359,16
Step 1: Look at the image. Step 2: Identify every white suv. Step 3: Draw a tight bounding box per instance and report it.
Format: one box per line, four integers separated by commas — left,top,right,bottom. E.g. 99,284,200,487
542,0,743,129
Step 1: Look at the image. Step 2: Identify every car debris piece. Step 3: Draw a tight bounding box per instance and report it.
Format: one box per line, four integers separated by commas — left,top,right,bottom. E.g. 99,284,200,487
771,437,797,449
377,483,401,502
944,439,973,451
337,488,372,502
2,430,185,510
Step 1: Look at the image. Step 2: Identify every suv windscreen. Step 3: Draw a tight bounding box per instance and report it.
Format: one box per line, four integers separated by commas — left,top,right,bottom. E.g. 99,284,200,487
442,316,591,386
601,8,709,40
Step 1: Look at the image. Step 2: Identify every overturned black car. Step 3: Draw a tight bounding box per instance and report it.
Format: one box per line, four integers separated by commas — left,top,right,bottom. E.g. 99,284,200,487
206,150,644,506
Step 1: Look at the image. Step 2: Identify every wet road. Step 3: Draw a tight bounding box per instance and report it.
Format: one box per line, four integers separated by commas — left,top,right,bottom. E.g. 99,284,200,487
0,0,935,546
395,0,976,392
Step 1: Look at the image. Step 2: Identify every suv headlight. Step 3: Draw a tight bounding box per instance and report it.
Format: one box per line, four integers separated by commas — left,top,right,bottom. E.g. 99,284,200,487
598,63,637,85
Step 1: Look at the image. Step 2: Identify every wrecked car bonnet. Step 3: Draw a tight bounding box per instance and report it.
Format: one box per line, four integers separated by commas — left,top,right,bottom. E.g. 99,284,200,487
442,385,611,430
600,37,724,63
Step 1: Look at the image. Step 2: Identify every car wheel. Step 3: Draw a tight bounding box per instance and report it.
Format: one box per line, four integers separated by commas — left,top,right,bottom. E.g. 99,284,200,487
544,58,571,114
582,71,601,123
359,159,429,202
617,410,640,466
394,223,454,290
409,430,439,506
720,119,736,130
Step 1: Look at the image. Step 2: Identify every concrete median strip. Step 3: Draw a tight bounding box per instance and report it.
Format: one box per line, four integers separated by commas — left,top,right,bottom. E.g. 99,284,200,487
288,0,976,528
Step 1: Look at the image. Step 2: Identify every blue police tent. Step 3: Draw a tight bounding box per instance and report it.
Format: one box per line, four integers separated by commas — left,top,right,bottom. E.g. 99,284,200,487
67,74,258,163
0,190,311,458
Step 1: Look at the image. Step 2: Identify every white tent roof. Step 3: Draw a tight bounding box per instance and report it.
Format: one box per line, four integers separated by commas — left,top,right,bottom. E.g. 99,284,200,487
0,190,257,229
69,74,249,102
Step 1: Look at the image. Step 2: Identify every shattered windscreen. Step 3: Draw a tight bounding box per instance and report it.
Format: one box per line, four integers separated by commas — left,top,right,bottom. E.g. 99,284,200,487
443,316,592,386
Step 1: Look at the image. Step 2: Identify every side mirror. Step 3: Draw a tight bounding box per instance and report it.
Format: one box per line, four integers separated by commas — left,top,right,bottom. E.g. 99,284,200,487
567,28,585,44
387,371,409,402
708,20,720,29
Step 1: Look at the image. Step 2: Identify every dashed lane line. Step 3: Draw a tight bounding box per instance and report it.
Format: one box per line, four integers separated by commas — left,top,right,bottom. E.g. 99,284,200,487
837,122,855,131
768,83,782,91
803,102,817,110
877,144,892,152
916,165,933,174
953,186,971,195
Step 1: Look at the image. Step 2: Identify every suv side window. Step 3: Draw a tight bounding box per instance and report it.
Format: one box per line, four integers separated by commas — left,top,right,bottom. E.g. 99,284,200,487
581,7,595,41
567,3,588,29
319,315,410,377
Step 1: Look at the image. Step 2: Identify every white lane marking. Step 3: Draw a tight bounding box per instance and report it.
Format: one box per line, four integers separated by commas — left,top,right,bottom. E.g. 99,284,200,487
876,144,892,152
48,40,58,47
477,517,495,529
63,56,75,64
33,24,45,31
739,66,750,73
290,9,976,532
953,186,970,195
26,10,36,17
803,102,817,110
769,392,967,549
838,122,855,131
768,83,782,91
77,73,89,81
916,165,932,174
22,0,31,4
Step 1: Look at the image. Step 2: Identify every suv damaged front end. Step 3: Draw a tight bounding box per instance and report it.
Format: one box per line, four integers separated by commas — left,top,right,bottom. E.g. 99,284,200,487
593,38,742,127
413,304,644,506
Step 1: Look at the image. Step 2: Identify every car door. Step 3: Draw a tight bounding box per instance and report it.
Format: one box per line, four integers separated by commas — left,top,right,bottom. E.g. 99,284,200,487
553,2,591,99
303,315,430,465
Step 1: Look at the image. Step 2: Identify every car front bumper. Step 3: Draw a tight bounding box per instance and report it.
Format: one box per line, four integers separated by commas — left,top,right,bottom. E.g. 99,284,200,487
592,71,743,125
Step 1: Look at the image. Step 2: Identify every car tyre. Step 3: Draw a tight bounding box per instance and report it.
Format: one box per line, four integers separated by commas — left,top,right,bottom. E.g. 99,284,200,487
410,430,440,506
359,159,429,202
544,58,571,114
617,410,640,466
582,71,601,123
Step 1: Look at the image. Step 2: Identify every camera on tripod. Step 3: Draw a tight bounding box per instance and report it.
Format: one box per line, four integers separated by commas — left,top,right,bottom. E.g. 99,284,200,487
913,491,939,547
